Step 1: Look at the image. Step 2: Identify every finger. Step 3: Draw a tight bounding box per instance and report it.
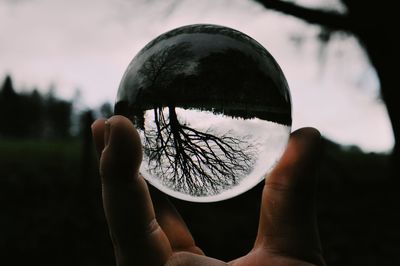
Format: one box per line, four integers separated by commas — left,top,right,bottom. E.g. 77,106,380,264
99,115,172,265
149,186,204,255
255,127,324,264
91,118,107,158
95,116,202,255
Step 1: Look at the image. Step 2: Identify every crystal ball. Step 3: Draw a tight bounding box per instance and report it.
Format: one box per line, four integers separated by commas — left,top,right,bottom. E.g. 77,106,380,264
115,24,292,202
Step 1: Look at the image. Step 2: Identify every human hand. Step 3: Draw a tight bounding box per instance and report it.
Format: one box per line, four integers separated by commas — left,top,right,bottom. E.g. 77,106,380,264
91,115,325,266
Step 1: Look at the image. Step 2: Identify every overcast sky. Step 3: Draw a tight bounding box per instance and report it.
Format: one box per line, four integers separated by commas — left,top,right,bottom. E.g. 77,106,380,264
0,0,394,152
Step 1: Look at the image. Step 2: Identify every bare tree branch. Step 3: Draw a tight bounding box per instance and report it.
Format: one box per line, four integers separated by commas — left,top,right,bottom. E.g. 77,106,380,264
143,106,256,196
254,0,353,32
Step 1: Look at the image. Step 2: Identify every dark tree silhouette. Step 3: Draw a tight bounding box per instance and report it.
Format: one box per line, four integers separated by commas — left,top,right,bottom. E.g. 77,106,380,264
0,75,39,138
143,106,255,196
134,41,195,108
0,75,20,137
0,75,16,98
0,75,73,139
254,0,400,169
140,43,192,85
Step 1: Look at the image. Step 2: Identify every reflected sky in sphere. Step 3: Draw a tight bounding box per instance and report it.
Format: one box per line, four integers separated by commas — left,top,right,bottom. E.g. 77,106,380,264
115,24,292,202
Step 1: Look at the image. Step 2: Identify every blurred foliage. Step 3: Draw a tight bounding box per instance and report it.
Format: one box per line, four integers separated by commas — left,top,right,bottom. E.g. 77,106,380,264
0,75,112,140
0,76,72,139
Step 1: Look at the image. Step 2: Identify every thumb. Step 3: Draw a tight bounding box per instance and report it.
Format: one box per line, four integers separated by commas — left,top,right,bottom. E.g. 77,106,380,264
255,127,324,265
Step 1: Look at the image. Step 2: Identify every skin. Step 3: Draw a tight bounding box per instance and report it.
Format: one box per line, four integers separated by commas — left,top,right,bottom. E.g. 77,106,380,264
91,115,326,266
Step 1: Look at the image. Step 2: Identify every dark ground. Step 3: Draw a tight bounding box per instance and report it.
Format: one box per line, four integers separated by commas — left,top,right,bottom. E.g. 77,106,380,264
0,137,399,265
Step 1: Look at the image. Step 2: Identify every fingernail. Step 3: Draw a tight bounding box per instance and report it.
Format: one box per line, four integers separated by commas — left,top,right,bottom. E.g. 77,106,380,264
104,120,111,146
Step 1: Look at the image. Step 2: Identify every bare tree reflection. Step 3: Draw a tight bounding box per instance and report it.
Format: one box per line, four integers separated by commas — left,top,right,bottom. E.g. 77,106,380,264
144,106,255,196
136,42,195,107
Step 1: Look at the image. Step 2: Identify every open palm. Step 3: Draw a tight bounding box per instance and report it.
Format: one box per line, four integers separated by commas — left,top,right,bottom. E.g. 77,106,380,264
91,116,325,266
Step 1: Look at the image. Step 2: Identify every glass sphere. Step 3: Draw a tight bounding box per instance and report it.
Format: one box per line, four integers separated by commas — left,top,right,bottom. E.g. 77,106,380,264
115,24,291,202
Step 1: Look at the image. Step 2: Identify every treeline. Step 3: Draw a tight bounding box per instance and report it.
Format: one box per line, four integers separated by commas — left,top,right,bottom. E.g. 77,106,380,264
0,75,112,139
